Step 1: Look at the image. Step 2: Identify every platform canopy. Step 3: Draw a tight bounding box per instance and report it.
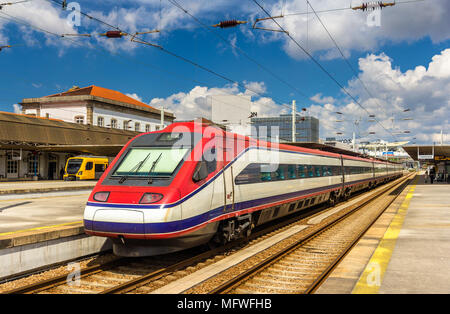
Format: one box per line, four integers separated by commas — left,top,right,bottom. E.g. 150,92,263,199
402,145,450,161
0,111,138,156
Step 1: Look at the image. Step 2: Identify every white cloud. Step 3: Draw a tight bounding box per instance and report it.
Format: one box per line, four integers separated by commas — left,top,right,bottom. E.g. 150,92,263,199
149,81,288,121
310,93,335,104
1,0,448,58
1,0,78,49
258,0,450,60
307,49,450,143
13,104,21,114
126,93,143,102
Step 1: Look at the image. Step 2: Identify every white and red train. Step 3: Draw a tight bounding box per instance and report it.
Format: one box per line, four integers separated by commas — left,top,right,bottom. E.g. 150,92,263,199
84,122,403,256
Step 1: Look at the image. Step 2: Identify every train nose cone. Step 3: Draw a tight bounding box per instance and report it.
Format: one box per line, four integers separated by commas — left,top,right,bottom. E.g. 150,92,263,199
92,209,145,235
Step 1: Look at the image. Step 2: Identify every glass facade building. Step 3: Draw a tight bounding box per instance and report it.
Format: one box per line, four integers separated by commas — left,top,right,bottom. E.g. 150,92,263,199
250,114,319,143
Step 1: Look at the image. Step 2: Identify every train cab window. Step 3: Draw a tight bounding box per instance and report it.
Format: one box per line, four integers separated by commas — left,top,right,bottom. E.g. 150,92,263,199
85,162,93,171
288,165,296,179
203,147,217,174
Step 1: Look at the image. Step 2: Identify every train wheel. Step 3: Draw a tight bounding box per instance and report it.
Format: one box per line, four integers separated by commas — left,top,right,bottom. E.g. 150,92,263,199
328,193,337,207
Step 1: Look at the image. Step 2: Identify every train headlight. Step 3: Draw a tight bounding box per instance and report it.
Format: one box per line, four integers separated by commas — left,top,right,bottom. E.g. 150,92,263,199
140,193,163,204
93,191,110,202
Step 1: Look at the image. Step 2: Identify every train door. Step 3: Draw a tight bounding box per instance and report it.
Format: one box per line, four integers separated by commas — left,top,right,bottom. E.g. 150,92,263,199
94,163,107,179
222,163,235,212
210,137,235,213
84,161,94,179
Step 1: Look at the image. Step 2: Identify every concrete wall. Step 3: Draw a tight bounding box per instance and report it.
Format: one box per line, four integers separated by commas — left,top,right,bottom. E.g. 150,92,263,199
93,106,164,132
24,103,87,123
0,235,112,280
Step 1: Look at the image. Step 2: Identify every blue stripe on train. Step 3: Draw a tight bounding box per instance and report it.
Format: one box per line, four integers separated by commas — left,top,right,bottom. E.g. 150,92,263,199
86,175,396,235
86,182,343,235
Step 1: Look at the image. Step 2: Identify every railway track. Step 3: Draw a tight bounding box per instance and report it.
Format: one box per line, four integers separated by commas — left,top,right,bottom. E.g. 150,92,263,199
2,174,412,294
1,199,329,294
206,174,414,294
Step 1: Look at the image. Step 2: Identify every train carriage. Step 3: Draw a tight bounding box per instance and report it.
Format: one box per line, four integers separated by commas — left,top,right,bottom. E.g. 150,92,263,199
84,122,403,256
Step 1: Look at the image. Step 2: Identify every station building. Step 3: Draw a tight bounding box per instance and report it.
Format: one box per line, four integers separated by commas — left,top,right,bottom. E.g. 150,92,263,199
20,85,174,132
0,85,175,180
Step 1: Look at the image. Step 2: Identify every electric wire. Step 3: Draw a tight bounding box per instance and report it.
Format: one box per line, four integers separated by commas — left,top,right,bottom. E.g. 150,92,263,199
306,0,396,139
0,11,283,118
45,0,291,109
251,0,398,141
166,0,307,109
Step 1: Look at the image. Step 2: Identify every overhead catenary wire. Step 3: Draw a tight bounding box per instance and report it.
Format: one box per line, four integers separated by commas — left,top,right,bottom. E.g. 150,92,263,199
0,11,280,120
305,0,398,139
0,3,290,117
250,0,398,141
44,0,291,110
166,0,309,109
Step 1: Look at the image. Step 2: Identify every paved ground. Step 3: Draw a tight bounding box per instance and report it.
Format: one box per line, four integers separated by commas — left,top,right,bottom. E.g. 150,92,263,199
0,191,90,234
0,180,96,195
377,175,450,293
318,174,450,294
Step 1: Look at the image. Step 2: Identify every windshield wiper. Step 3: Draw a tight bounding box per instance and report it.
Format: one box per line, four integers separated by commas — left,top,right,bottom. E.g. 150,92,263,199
147,153,163,184
118,153,151,184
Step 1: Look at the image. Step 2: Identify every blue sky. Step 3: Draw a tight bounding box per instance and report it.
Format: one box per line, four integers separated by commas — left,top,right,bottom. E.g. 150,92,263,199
0,0,449,143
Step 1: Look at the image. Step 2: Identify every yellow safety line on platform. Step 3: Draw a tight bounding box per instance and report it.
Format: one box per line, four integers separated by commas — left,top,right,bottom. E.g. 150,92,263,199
0,221,83,237
352,176,418,294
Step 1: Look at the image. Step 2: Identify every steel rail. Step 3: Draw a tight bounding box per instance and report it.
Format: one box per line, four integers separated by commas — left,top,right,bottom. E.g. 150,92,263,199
3,174,409,294
208,173,413,294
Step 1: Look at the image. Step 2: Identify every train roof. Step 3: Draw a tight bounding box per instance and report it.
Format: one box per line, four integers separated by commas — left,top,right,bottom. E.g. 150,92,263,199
156,122,396,164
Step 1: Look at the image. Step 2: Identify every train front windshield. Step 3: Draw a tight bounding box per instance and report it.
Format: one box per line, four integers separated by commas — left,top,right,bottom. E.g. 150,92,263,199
112,147,189,178
67,159,83,174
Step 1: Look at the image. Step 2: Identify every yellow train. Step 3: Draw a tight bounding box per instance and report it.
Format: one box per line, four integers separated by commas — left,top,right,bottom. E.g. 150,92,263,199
64,156,109,181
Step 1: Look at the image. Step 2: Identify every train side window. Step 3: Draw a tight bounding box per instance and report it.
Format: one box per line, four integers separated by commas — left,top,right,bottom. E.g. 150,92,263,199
276,165,286,180
327,166,333,176
235,163,260,185
288,165,296,179
322,166,329,177
85,162,93,171
315,166,321,177
307,165,314,177
95,164,105,172
297,165,306,178
260,164,272,181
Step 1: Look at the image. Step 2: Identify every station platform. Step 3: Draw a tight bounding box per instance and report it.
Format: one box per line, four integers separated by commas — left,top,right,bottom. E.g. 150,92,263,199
0,180,96,195
317,173,450,294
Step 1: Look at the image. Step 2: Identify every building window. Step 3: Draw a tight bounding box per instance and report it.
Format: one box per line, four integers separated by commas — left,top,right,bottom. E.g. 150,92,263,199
6,154,19,174
75,116,84,124
97,116,104,127
28,154,39,176
46,113,50,119
135,122,140,132
155,125,160,131
145,124,151,132
111,119,117,129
